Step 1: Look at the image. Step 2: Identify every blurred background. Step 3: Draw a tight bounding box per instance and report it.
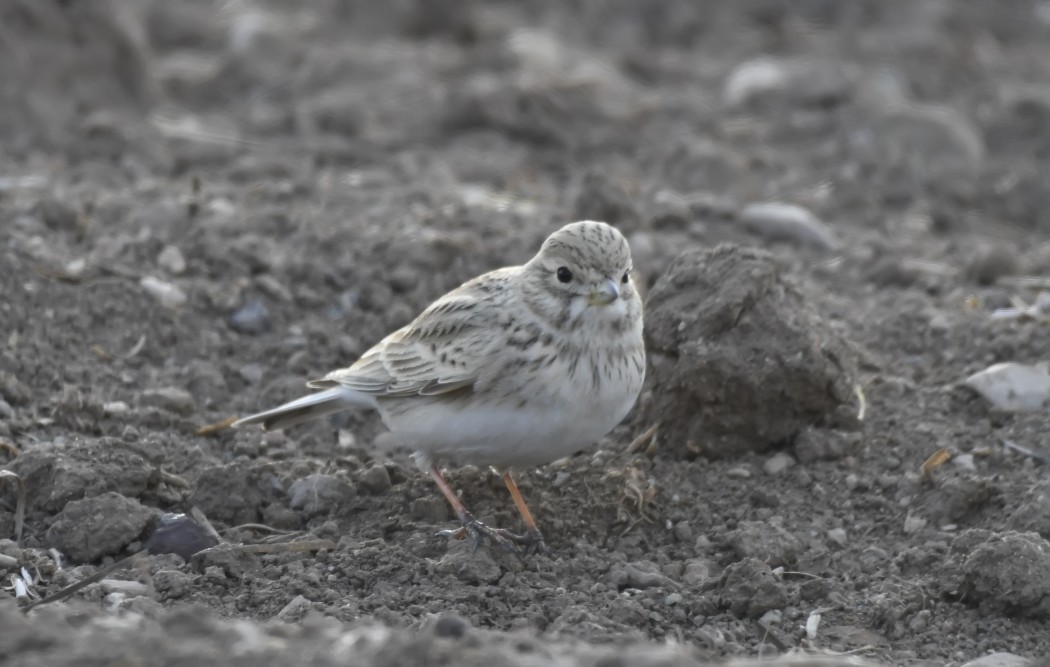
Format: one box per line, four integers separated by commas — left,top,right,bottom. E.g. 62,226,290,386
4,1,1050,664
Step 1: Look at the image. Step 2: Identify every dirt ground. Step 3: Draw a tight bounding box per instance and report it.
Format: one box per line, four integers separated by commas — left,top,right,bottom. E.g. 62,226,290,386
3,1,1050,665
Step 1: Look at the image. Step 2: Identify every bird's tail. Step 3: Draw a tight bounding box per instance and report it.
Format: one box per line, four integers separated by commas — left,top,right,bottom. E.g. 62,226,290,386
232,386,374,432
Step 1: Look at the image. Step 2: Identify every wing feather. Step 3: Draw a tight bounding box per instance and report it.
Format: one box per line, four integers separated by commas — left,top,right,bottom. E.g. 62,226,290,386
307,270,514,398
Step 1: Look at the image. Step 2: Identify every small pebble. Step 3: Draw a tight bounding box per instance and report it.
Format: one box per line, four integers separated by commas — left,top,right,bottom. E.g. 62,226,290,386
961,652,1036,667
758,609,782,626
665,592,683,606
229,299,272,335
144,513,219,560
100,580,149,597
431,613,469,639
140,388,195,416
157,245,187,275
238,364,265,385
103,401,130,417
552,471,572,488
763,452,796,476
0,399,12,419
140,276,187,309
673,520,694,543
289,474,354,513
903,513,927,535
827,528,848,547
359,465,392,495
726,466,752,479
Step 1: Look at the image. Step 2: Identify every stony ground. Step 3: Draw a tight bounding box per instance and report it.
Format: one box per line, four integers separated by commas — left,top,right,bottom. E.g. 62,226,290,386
3,1,1050,665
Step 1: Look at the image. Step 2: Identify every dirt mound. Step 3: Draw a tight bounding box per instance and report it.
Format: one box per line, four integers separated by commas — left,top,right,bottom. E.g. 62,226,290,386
642,245,857,458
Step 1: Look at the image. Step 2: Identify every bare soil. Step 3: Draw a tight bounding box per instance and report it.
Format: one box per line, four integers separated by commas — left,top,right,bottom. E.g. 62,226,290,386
3,1,1050,665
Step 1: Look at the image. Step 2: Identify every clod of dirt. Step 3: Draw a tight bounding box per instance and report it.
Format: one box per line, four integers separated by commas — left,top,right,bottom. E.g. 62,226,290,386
917,474,1000,527
46,492,155,563
945,529,1050,619
0,372,31,406
641,244,857,458
718,558,787,619
6,440,153,512
358,465,393,495
607,561,679,591
433,540,502,585
793,427,857,463
288,474,354,516
726,521,802,567
1007,482,1050,540
189,462,284,525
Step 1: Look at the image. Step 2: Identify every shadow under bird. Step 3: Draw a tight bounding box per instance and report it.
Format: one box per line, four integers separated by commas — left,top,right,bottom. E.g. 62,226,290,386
234,220,645,556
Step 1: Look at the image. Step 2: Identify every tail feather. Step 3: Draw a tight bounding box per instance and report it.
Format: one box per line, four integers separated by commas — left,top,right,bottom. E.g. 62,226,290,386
233,387,375,432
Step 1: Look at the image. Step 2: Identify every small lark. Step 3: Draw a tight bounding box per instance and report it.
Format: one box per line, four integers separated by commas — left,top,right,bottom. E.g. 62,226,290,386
234,220,645,555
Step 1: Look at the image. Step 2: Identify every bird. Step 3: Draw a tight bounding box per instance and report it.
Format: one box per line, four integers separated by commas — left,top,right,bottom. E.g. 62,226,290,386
233,220,646,556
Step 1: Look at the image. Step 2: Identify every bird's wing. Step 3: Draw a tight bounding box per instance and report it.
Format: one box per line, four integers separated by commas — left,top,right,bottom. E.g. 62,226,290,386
308,271,512,398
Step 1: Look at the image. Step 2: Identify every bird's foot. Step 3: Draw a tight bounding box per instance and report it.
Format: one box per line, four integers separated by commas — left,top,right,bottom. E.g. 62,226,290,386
518,528,550,556
438,519,550,558
437,512,524,560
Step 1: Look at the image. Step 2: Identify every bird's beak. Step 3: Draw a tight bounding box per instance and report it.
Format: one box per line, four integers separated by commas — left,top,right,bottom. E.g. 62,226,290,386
588,279,620,306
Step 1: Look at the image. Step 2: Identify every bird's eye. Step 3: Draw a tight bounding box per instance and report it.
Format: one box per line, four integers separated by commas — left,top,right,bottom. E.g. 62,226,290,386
621,269,631,284
556,267,573,283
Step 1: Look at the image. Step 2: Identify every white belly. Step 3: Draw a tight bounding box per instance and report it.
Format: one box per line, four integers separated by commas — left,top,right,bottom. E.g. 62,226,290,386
379,359,642,469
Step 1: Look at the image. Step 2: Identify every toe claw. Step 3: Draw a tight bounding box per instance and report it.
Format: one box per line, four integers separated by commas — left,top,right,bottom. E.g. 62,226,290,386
439,513,526,560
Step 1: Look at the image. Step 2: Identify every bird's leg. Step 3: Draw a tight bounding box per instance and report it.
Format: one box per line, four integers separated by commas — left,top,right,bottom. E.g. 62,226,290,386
429,466,522,558
502,472,550,554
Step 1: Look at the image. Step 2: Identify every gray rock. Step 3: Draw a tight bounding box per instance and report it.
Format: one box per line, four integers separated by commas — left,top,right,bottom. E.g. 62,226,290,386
275,594,313,623
727,520,802,567
358,465,392,495
140,276,188,309
719,558,787,619
47,492,155,562
190,461,283,525
1008,481,1050,540
433,540,502,585
6,439,153,512
961,652,1034,667
762,452,796,476
410,496,450,524
229,298,273,335
288,474,353,515
140,387,195,416
100,580,149,597
827,528,848,548
157,245,186,274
